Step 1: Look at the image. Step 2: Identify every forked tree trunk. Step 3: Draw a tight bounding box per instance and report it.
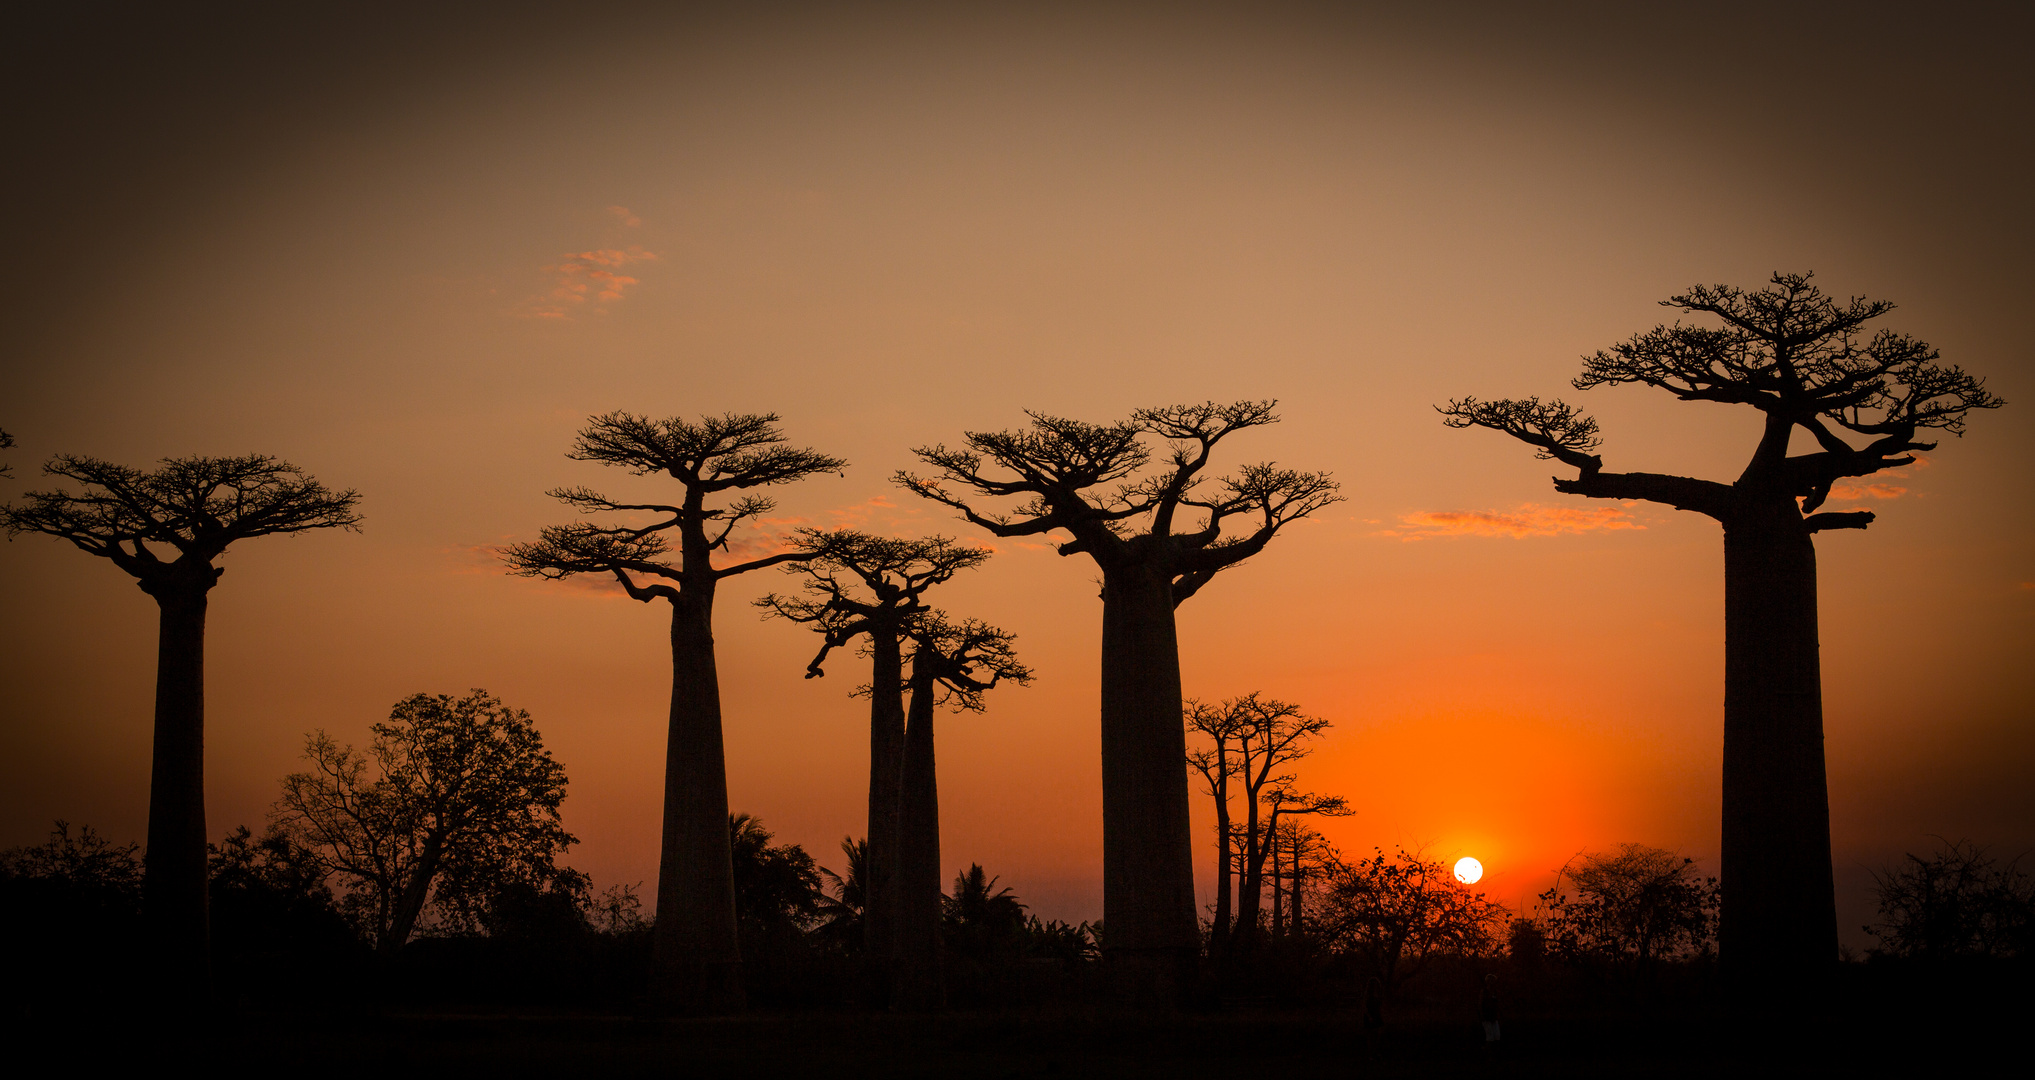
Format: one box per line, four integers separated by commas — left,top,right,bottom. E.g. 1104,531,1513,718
142,579,212,992
891,661,946,1011
863,628,906,991
380,835,444,954
1719,502,1838,992
649,586,745,1014
1098,564,1199,999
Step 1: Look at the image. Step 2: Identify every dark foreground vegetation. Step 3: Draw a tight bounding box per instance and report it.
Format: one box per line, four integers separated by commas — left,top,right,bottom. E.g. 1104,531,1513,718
3,821,2028,1074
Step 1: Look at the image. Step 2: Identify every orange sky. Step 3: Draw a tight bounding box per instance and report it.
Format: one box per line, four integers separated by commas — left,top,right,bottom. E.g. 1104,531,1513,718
3,2,2030,948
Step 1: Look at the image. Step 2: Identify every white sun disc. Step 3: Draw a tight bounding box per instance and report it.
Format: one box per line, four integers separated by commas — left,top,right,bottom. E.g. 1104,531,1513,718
1454,857,1483,884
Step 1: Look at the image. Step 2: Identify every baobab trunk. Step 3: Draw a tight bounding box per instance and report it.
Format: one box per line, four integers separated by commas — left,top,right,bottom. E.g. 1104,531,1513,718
890,662,946,1011
1269,830,1283,940
141,578,213,991
1209,816,1234,956
864,628,906,996
1719,503,1838,992
1098,564,1199,999
650,586,745,1014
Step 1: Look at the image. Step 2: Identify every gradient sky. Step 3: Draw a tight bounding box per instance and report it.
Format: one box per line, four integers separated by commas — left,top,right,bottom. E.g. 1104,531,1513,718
4,2,2030,948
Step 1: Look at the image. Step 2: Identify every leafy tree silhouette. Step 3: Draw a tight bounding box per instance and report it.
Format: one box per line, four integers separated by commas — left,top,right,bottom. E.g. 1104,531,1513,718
1442,274,2001,993
893,613,1030,1010
0,427,14,478
271,690,575,953
502,412,843,1013
1537,844,1719,981
3,454,359,991
1309,846,1507,995
1866,838,2034,961
757,529,988,985
901,402,1338,998
727,813,826,945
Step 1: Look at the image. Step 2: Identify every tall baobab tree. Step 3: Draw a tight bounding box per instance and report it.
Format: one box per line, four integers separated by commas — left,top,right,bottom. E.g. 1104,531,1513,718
892,613,1029,1010
502,412,843,1013
1441,273,2002,992
900,402,1339,995
3,454,361,989
756,529,989,995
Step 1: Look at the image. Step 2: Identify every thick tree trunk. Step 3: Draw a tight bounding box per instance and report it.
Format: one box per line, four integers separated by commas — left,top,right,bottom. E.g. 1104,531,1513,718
1719,503,1838,995
1235,800,1266,946
863,628,906,994
1098,565,1199,1000
143,580,212,993
649,587,745,1014
891,661,946,1010
380,837,443,954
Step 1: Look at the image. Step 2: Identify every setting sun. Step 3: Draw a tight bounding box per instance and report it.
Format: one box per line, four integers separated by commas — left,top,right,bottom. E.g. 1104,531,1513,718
1454,857,1484,885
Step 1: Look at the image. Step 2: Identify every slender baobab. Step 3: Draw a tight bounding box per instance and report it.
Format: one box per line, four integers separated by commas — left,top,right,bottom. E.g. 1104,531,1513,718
892,613,1029,1010
1185,693,1340,952
502,412,843,1013
1442,273,2001,994
756,529,988,998
3,454,361,991
901,402,1339,996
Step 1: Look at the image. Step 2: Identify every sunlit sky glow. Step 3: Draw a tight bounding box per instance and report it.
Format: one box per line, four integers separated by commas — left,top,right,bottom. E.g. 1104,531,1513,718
2,2,2030,947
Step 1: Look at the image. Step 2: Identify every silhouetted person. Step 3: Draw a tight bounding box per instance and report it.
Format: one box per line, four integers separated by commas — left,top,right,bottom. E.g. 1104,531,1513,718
1443,275,2002,999
901,402,1339,1001
3,454,359,998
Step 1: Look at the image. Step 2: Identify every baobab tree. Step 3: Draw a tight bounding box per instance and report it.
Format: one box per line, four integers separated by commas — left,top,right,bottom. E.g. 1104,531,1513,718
1442,273,2002,992
901,402,1339,995
1265,797,1343,940
1185,692,1341,953
2,454,361,989
756,529,989,995
502,412,843,1013
892,613,1029,1010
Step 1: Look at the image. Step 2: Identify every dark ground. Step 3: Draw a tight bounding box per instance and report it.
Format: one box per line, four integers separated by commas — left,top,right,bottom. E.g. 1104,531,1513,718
16,978,2016,1079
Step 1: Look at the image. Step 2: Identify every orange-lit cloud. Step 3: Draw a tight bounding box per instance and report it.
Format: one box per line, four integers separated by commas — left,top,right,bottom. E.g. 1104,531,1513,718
1829,481,1907,501
607,205,642,227
1377,502,1643,541
524,245,659,319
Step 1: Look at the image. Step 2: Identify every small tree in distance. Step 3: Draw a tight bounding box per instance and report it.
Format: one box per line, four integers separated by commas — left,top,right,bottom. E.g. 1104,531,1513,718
1866,838,2034,962
1185,692,1341,957
3,453,360,992
1442,274,2002,994
1308,845,1507,995
1537,844,1719,981
901,402,1339,998
503,411,844,1014
272,690,576,953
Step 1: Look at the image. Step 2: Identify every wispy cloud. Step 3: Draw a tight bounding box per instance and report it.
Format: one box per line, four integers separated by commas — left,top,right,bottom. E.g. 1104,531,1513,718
1376,502,1644,541
519,207,658,319
1828,481,1907,501
1826,456,1927,503
525,246,659,319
